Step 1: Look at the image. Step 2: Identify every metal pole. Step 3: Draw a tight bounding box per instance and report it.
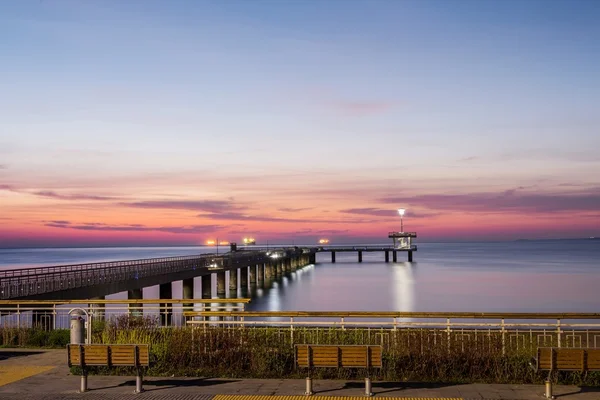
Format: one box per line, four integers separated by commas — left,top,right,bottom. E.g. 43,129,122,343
305,377,313,395
545,379,553,399
401,216,403,232
135,369,143,393
365,377,373,396
80,372,88,393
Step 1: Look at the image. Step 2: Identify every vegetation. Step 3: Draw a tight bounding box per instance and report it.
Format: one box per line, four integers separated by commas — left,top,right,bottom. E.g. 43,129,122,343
0,327,70,348
2,316,599,385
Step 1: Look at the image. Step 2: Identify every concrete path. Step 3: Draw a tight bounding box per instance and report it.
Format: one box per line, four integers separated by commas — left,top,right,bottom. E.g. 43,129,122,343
1,348,599,399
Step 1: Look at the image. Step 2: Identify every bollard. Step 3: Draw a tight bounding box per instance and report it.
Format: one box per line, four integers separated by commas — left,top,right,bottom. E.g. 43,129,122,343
135,370,143,393
545,379,554,399
365,377,373,396
80,372,88,393
305,376,313,395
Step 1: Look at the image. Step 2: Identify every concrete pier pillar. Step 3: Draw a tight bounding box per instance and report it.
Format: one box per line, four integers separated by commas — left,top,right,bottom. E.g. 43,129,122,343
331,251,336,263
249,265,256,285
182,278,194,310
358,251,363,263
90,296,105,321
229,269,238,294
265,263,273,279
309,253,316,264
257,263,264,283
408,250,413,262
276,261,283,276
393,250,397,262
217,271,226,296
202,275,212,299
159,282,173,326
240,267,248,292
128,288,143,316
385,251,389,263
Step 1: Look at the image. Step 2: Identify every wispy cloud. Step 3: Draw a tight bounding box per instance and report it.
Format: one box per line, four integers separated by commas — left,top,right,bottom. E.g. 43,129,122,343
45,221,222,234
0,164,7,169
380,187,600,213
202,211,307,223
124,200,244,213
34,190,118,201
278,207,312,212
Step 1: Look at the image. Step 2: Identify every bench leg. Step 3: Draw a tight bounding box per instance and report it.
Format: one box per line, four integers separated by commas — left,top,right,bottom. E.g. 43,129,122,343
80,370,88,393
545,379,554,399
135,368,144,393
305,376,313,395
365,377,373,397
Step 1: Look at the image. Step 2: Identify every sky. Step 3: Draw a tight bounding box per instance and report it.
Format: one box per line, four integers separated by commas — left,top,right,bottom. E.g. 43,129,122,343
1,0,599,248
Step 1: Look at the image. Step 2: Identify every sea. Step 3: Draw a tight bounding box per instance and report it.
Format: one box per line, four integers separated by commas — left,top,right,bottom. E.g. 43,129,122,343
1,240,599,313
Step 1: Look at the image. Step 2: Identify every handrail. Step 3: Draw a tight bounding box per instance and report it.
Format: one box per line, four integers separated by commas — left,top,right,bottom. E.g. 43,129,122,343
184,310,600,319
0,253,217,277
0,298,251,305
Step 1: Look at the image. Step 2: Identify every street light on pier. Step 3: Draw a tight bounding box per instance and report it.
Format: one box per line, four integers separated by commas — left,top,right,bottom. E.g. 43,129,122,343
397,208,406,232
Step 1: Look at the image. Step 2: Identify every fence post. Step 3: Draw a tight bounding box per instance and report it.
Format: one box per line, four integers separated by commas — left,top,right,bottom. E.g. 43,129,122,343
557,319,561,348
501,319,506,356
446,318,451,354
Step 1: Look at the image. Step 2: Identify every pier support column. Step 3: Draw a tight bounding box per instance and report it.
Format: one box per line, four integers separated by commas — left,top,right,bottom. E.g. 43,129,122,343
240,267,248,293
202,275,212,299
159,282,173,326
249,265,257,285
257,263,264,284
229,269,238,295
309,253,316,264
276,261,283,277
358,251,363,263
128,288,143,317
385,251,389,263
217,271,226,296
408,251,413,262
331,251,336,263
393,250,397,263
183,278,194,310
265,263,273,280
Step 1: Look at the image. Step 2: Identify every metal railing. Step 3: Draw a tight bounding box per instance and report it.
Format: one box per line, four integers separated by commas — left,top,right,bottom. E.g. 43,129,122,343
0,251,285,299
0,299,250,330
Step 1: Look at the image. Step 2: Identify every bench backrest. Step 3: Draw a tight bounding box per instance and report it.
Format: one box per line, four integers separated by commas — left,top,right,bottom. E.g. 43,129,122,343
295,345,382,369
536,347,600,371
68,344,150,368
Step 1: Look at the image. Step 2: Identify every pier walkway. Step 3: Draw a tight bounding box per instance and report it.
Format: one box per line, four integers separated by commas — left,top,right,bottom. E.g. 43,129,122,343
0,248,314,300
0,349,598,400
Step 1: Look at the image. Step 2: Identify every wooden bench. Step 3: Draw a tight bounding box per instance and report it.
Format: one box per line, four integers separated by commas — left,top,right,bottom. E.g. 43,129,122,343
531,347,600,399
295,344,382,396
67,344,150,393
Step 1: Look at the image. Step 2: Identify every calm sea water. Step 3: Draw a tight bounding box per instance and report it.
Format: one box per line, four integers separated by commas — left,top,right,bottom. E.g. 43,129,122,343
1,241,599,313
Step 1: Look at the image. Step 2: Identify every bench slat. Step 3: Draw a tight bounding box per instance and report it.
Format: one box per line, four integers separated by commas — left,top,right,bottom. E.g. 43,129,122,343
295,344,382,369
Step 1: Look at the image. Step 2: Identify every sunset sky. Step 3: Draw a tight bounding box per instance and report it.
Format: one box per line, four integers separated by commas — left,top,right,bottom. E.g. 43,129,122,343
1,0,599,248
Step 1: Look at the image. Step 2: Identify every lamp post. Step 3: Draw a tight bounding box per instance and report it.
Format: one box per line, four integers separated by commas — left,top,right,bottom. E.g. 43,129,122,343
398,208,405,232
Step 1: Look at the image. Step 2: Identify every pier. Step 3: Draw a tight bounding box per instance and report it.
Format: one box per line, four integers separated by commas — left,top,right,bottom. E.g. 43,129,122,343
0,246,316,301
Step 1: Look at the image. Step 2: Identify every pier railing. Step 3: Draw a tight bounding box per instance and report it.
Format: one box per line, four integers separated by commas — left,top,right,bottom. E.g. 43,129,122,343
3,304,600,352
0,251,280,299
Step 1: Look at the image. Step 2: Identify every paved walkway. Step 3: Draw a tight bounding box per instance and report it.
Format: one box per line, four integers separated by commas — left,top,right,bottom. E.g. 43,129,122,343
1,349,599,399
